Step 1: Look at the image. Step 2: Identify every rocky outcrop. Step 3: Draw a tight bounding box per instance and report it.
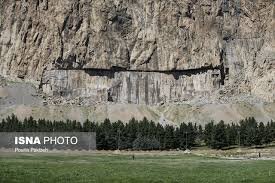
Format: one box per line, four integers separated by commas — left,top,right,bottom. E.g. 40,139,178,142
0,0,274,105
41,68,221,105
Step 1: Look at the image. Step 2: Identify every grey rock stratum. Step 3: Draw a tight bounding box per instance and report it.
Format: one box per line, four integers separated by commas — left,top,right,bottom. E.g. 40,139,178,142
0,0,274,107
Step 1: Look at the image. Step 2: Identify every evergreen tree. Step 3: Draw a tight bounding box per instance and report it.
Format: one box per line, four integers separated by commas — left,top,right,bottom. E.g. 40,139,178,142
226,123,237,146
264,122,273,144
212,120,228,149
270,120,275,140
187,122,196,147
197,124,204,144
178,122,188,149
204,121,214,147
155,123,165,150
164,125,175,149
133,135,160,150
0,114,274,150
256,122,265,145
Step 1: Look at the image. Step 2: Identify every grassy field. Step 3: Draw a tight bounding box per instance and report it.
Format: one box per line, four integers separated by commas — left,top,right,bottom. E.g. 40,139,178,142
0,153,275,183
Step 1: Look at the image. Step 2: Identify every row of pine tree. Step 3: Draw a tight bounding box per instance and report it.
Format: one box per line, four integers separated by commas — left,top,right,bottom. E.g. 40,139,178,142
0,114,275,150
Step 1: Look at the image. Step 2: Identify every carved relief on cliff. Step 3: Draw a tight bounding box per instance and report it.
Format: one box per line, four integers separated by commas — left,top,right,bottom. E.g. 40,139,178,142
41,68,222,105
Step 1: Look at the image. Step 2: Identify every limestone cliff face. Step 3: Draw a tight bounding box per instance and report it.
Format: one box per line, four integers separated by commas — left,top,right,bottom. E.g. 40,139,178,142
41,69,221,105
0,0,274,105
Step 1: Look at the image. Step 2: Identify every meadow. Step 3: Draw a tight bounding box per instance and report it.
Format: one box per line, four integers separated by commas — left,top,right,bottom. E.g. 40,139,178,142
0,152,275,183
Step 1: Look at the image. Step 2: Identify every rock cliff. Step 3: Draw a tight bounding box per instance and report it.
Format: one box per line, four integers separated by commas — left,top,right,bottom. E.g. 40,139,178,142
0,0,274,105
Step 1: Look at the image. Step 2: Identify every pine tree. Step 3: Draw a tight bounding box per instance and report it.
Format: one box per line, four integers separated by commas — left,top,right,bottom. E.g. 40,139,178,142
1,114,274,150
226,123,237,146
156,123,165,150
264,122,273,144
164,125,175,149
204,121,214,147
197,124,203,144
211,121,228,149
256,122,265,145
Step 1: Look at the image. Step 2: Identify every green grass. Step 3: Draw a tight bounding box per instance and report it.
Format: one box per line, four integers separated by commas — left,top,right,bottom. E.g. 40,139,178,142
0,153,274,183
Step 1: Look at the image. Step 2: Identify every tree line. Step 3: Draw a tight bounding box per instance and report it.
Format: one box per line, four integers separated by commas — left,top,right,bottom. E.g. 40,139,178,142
0,114,274,150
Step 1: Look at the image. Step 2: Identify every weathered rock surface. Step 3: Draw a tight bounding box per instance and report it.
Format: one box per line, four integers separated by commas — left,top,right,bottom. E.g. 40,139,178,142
0,81,274,124
41,69,221,105
0,0,274,105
